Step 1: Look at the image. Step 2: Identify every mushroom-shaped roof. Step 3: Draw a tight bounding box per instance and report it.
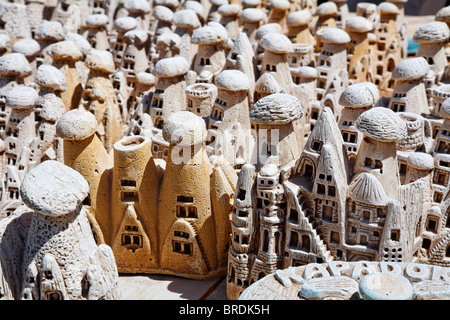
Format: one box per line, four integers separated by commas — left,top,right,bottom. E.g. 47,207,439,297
210,0,228,6
286,10,312,27
349,172,388,206
172,9,201,29
254,72,281,93
12,39,40,57
440,97,450,119
154,56,189,77
35,20,66,41
413,21,450,44
391,57,429,81
154,5,174,22
114,16,138,31
241,8,266,22
346,16,374,33
0,34,10,50
85,14,109,27
35,65,67,91
124,0,151,13
136,72,156,85
0,53,32,77
436,5,450,23
255,23,283,40
155,0,180,9
407,152,434,171
6,86,38,109
218,4,242,16
320,27,351,44
266,0,290,11
355,107,407,142
65,33,92,56
260,32,293,53
56,108,98,140
47,40,83,61
339,82,379,108
85,49,115,74
182,0,204,18
250,93,302,124
156,32,181,48
215,69,251,91
379,2,400,15
163,111,207,146
20,160,89,217
241,0,261,7
298,66,318,79
315,1,338,16
192,25,228,44
123,29,149,45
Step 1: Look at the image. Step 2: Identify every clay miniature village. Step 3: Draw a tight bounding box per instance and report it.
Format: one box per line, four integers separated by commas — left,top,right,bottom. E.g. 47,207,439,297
1,0,450,301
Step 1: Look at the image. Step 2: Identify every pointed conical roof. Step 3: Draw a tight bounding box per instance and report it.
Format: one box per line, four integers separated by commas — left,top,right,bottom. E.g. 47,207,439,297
254,73,281,94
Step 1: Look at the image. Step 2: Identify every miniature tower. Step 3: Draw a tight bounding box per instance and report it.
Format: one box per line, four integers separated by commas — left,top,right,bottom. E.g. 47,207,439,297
354,107,407,198
172,9,201,67
191,24,228,83
185,82,218,117
315,27,350,121
249,93,304,168
81,14,110,50
152,5,174,38
56,108,111,244
285,9,315,45
123,0,151,31
259,32,294,92
207,69,252,168
19,160,120,300
111,16,138,69
82,49,124,152
265,0,290,32
345,16,373,84
47,40,84,112
313,1,338,54
150,56,189,132
388,57,430,116
240,8,266,45
34,20,66,67
11,39,40,87
110,135,160,272
338,82,379,162
155,32,181,62
217,4,242,40
157,111,232,278
330,0,349,29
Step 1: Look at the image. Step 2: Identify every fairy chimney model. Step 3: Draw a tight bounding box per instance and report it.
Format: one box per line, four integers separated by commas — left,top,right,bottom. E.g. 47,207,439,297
265,0,290,32
240,8,266,45
81,49,124,152
217,4,242,40
47,40,84,112
124,0,151,31
34,20,66,66
81,14,110,51
313,1,338,54
388,57,430,116
185,82,217,117
315,27,350,121
19,160,120,300
338,82,379,162
56,108,111,245
191,24,228,83
157,111,236,279
172,9,201,67
330,0,349,29
111,16,138,69
286,10,315,46
11,39,41,86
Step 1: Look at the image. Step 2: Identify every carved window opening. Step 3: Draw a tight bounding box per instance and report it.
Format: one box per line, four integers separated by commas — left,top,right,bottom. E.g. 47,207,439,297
342,131,357,143
422,238,431,250
330,231,339,244
173,241,192,255
176,205,197,218
262,230,269,252
426,216,439,233
433,170,448,186
322,205,333,222
300,235,310,252
289,209,298,224
390,229,400,241
311,140,322,152
446,245,450,258
392,102,405,112
121,191,139,202
121,179,137,187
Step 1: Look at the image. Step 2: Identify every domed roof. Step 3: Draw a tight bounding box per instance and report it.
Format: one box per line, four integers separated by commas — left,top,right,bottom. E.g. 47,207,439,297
241,8,266,22
379,2,400,15
154,5,174,22
436,5,450,23
192,25,228,44
339,82,379,108
56,109,98,140
12,39,40,57
297,66,318,79
413,21,450,44
407,152,434,171
286,10,312,26
85,14,109,27
6,86,38,108
250,93,302,124
215,69,251,91
315,1,338,16
349,172,388,206
320,27,351,44
114,16,138,30
154,56,189,77
265,0,290,11
20,160,89,217
124,0,151,13
47,40,83,61
35,20,65,41
218,4,242,16
163,111,206,146
255,23,283,40
254,72,281,93
391,57,429,80
172,9,201,29
136,72,156,85
35,65,67,91
259,32,293,54
346,16,373,33
85,49,115,74
355,107,407,142
0,53,32,77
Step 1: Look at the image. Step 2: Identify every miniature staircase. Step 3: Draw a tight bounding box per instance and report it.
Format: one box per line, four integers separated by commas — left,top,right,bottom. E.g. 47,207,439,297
284,180,334,263
187,221,212,272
